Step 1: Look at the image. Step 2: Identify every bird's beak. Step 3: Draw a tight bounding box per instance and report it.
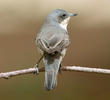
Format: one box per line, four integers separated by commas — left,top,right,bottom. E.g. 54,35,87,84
69,13,78,17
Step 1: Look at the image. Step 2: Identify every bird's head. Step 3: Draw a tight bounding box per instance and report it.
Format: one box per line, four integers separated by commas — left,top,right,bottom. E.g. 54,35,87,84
46,9,77,30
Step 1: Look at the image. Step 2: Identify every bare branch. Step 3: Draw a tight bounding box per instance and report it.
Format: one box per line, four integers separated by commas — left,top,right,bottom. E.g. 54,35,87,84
0,66,110,79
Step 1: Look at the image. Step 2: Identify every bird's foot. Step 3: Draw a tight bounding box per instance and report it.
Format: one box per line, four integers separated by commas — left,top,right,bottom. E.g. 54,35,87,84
59,64,62,74
33,64,39,75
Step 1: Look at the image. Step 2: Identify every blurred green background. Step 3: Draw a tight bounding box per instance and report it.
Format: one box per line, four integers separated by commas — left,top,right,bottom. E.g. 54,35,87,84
0,0,110,100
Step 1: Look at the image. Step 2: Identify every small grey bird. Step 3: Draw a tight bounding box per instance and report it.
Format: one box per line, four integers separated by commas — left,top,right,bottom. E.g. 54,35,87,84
35,9,77,90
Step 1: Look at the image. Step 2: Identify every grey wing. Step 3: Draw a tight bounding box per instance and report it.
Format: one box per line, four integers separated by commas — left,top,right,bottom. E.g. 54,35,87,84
36,31,70,54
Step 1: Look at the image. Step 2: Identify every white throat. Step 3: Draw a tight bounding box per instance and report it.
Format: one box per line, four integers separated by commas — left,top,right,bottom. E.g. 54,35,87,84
59,17,70,31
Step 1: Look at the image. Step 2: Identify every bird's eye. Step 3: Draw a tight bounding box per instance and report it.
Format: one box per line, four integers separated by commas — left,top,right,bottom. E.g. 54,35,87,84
62,14,66,17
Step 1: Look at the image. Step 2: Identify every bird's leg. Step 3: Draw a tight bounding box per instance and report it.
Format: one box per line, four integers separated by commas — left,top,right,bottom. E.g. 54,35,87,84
34,55,44,74
59,63,62,74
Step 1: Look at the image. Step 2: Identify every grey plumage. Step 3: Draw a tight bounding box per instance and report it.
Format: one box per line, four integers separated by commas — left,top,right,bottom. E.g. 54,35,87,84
36,9,77,90
44,53,62,90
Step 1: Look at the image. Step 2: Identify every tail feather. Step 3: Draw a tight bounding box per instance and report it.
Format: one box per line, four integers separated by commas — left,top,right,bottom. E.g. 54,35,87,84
45,70,57,90
44,54,62,91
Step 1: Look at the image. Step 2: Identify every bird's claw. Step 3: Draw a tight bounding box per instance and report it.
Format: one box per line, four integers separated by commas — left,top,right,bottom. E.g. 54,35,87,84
33,64,39,75
59,67,62,74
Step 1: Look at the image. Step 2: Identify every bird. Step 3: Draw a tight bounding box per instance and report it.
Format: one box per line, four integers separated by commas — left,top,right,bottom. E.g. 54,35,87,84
35,9,77,90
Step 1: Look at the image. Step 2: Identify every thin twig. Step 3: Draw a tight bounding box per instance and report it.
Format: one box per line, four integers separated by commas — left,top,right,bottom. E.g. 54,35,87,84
0,66,110,79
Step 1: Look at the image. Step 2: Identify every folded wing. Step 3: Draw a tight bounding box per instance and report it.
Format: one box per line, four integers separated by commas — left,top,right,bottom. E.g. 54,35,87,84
36,32,69,54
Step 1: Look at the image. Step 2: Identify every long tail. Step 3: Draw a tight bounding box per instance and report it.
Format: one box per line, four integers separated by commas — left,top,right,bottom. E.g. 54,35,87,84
44,53,62,91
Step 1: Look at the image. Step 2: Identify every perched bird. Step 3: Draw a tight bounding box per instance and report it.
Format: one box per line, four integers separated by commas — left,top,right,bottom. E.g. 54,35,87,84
35,9,77,90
